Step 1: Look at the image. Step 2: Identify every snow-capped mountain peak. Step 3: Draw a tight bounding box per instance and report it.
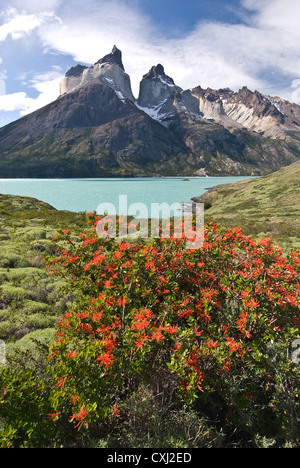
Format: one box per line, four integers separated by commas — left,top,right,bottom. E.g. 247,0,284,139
59,47,300,137
59,46,135,102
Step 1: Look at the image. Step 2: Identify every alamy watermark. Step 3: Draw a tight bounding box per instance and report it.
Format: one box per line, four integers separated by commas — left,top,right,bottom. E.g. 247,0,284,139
291,339,300,364
96,195,204,249
0,340,5,365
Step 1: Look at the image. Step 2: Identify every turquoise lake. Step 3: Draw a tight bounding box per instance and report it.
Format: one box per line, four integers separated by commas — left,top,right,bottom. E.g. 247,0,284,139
0,177,253,215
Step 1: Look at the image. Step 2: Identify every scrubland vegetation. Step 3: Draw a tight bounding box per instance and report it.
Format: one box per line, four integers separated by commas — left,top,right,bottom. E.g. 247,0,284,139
0,194,299,448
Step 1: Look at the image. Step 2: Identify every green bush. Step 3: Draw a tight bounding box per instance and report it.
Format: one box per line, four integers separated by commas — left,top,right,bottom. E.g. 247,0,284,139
17,227,48,241
6,328,57,355
0,219,299,448
0,285,33,305
3,268,48,285
0,255,32,269
26,313,58,330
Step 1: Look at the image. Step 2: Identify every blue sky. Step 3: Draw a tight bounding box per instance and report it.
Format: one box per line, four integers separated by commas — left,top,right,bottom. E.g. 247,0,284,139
1,0,300,127
140,0,243,32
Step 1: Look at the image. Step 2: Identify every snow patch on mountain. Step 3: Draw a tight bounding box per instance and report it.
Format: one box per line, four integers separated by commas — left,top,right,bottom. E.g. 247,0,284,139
135,99,174,122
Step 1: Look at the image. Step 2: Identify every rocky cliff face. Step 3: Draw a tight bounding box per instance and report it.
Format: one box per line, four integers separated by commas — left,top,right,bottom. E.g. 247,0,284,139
59,46,135,102
59,48,300,137
134,64,300,139
188,86,288,136
1,46,300,178
137,64,181,109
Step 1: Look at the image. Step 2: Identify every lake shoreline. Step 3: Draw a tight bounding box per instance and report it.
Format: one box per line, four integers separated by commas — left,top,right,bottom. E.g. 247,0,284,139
0,176,255,214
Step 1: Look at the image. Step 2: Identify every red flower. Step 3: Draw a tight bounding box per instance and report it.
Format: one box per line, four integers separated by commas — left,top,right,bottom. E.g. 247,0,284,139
48,411,59,422
96,351,114,369
113,405,121,418
244,298,259,309
71,405,89,428
117,296,128,307
151,327,164,343
55,376,67,388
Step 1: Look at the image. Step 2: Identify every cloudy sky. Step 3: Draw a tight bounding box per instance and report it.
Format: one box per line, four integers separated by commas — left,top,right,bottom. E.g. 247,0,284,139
1,0,300,127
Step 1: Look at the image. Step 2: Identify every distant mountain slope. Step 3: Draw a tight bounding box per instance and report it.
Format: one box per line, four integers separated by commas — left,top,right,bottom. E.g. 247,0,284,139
1,46,300,178
0,81,187,177
193,160,300,251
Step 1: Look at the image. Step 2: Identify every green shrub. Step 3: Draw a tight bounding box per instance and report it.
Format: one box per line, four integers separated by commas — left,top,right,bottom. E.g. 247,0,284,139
4,268,48,285
0,255,32,269
26,313,58,330
6,328,57,355
0,219,299,448
0,321,11,339
17,227,48,241
0,285,33,305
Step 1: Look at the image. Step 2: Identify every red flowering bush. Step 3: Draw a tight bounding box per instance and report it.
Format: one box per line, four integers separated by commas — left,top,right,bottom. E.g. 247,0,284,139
1,216,299,447
47,217,300,440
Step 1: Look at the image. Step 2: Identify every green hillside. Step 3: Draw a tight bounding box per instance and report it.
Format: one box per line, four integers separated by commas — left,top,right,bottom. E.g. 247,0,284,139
0,194,86,355
193,160,300,251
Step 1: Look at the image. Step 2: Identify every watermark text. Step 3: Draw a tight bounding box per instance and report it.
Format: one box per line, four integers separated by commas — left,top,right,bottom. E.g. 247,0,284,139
96,195,204,249
0,340,5,365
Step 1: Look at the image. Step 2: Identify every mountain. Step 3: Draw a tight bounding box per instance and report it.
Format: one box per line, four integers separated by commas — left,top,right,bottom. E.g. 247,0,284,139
193,159,300,251
1,46,300,178
59,45,135,102
137,64,181,110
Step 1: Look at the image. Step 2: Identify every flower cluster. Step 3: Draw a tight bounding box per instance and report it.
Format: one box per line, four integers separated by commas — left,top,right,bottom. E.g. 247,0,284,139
46,217,300,429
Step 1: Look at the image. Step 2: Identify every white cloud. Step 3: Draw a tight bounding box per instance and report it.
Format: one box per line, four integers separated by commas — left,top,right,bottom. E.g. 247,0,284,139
10,0,63,13
0,69,62,114
1,0,300,120
0,92,32,111
241,0,300,71
243,0,300,32
0,6,62,116
32,0,300,100
0,8,60,42
168,0,300,100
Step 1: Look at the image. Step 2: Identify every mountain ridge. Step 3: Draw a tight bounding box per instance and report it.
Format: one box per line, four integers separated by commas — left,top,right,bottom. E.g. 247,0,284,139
1,46,300,178
58,46,300,136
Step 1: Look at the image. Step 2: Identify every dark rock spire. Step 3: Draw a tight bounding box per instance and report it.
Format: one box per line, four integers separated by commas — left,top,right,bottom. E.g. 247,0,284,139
142,64,175,85
96,45,125,71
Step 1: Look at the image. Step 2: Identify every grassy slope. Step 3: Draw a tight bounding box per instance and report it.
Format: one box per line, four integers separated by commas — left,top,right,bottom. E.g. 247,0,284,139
193,160,300,252
0,194,86,356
